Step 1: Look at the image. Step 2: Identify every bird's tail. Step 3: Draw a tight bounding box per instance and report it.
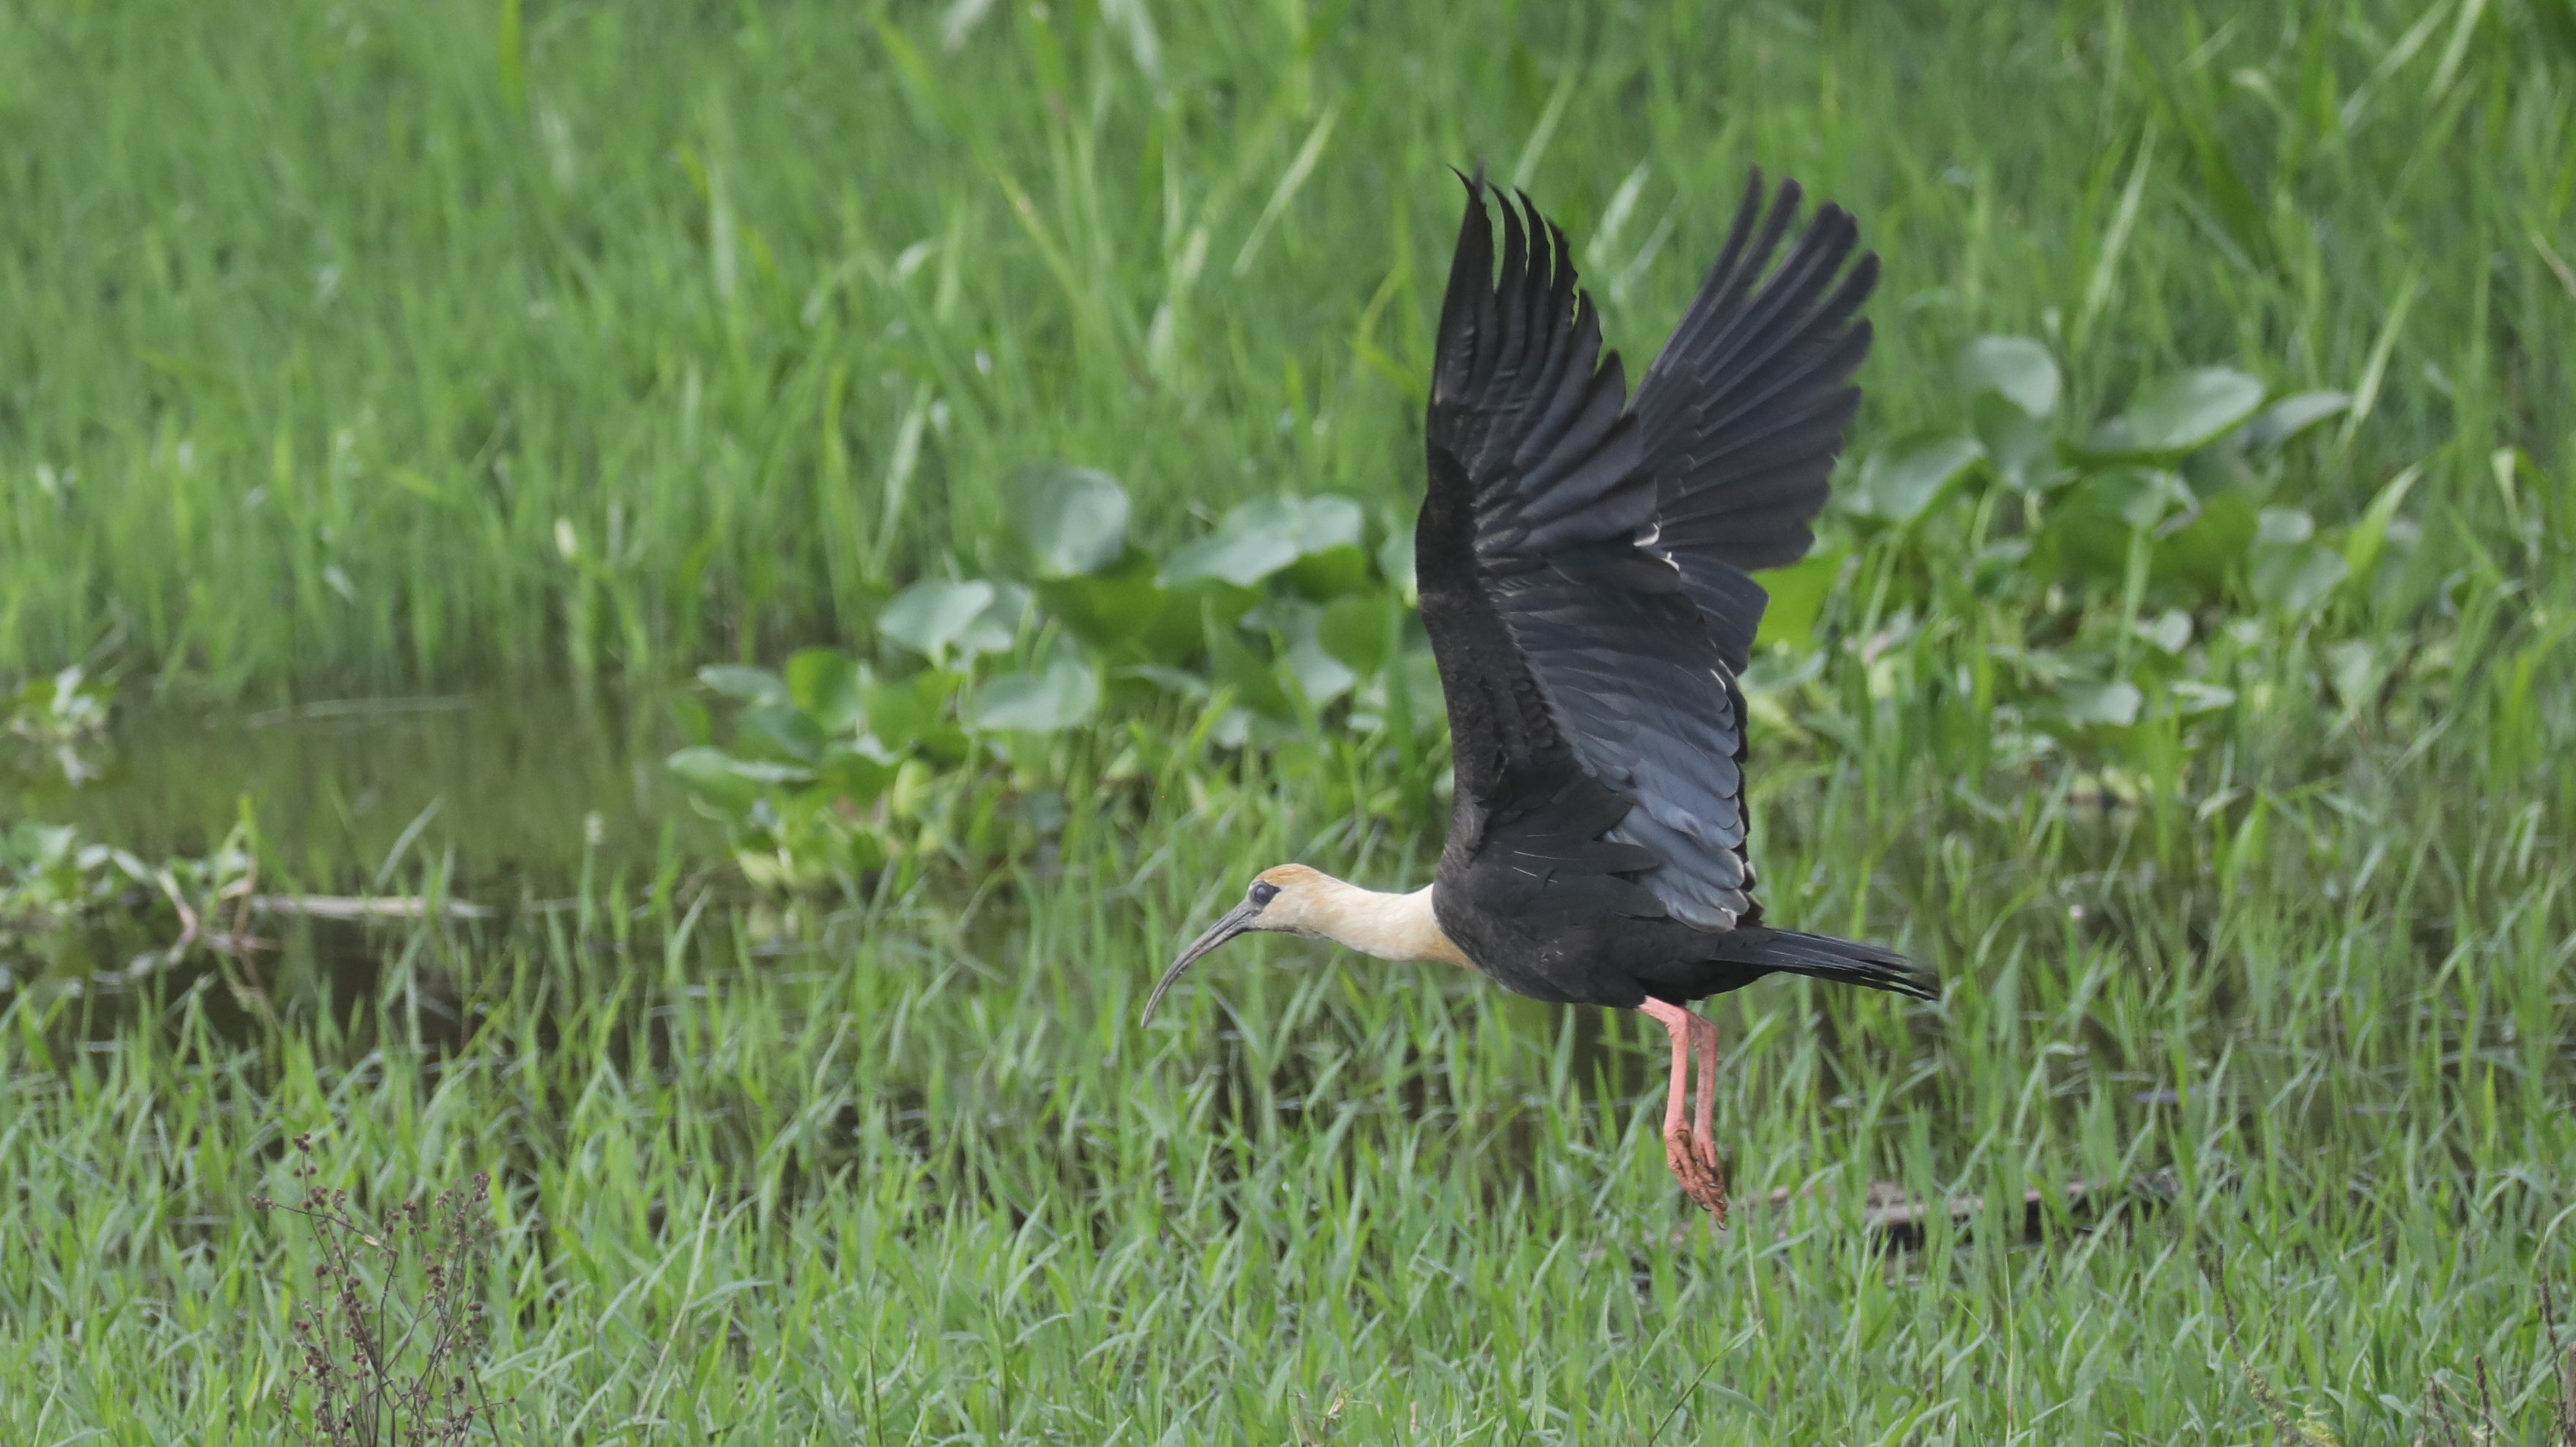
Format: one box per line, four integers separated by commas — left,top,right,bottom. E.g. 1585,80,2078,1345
1709,928,1934,1000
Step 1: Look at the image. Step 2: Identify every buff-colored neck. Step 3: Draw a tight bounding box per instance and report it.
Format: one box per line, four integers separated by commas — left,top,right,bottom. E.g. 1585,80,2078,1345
1289,877,1473,969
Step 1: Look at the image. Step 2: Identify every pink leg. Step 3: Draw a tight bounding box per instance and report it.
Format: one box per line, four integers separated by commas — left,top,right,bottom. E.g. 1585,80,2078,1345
1640,999,1729,1220
1690,1013,1721,1172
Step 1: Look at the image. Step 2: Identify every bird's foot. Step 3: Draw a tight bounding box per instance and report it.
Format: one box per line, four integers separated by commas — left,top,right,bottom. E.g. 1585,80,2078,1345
1663,1128,1730,1223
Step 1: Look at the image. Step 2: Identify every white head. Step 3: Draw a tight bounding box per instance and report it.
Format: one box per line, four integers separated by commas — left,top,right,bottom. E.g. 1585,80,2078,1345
1141,864,1467,1024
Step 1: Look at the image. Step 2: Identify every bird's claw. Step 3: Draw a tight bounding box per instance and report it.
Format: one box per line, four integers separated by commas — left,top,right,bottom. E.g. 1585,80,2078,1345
1664,1128,1730,1223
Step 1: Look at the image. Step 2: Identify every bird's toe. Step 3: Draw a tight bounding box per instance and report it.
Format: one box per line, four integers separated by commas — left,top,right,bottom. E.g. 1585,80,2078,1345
1663,1130,1731,1223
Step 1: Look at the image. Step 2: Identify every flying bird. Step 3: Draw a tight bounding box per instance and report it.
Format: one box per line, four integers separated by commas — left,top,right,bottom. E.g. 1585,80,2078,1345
1144,169,1932,1220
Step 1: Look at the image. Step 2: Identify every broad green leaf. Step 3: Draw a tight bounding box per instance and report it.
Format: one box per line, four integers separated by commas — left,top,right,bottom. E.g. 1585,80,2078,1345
2254,507,2314,546
1283,543,1370,599
816,745,902,806
1850,435,1983,522
2060,678,2143,727
699,665,787,704
962,582,1030,658
2088,368,2266,455
739,702,827,764
970,654,1100,733
1160,495,1366,588
1206,612,1293,718
2151,490,2257,599
1318,592,1398,677
878,579,996,660
1973,392,2058,492
784,648,865,734
1035,566,1166,651
2250,542,2347,618
666,746,766,813
1956,335,2061,419
1160,505,1302,587
2044,468,2194,583
861,670,956,753
1754,545,1847,653
2240,391,2351,450
1008,464,1131,577
2137,609,2193,654
1283,637,1356,707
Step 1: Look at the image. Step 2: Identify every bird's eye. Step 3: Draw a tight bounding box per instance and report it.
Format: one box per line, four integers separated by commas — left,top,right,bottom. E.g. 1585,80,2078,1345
1248,881,1280,907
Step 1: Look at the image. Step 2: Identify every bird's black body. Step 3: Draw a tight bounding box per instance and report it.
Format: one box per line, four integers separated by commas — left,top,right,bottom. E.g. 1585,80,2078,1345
1416,171,1930,1010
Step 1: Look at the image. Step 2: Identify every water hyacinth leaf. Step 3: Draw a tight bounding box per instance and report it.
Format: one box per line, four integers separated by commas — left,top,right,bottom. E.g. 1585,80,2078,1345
956,582,1031,658
1755,544,1847,653
878,579,996,660
2087,368,2266,456
1159,495,1364,588
2254,507,2314,546
2251,542,2348,618
2044,467,2195,581
1283,637,1357,708
2096,468,2197,528
2137,608,2193,654
1318,592,1399,677
816,745,902,806
1137,579,1258,662
1850,434,1983,523
1283,543,1370,599
1207,612,1293,719
2060,678,2143,727
2151,490,2257,599
1160,504,1303,586
699,665,788,705
1008,464,1131,577
2239,391,2351,450
1956,335,2061,419
666,746,770,813
862,670,957,753
740,702,827,764
1117,664,1209,700
785,648,866,734
1973,392,2058,492
1035,566,1165,650
971,654,1101,733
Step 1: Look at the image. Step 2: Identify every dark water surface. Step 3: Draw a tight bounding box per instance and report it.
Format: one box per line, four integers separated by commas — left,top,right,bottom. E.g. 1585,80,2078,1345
3,683,715,890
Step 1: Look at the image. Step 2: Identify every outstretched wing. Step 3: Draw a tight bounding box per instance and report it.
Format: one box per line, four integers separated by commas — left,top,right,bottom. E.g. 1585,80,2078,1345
1411,175,1875,927
1415,180,1717,930
1631,171,1878,672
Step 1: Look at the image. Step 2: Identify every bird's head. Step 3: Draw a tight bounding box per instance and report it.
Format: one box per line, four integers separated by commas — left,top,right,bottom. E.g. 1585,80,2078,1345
1140,864,1331,1025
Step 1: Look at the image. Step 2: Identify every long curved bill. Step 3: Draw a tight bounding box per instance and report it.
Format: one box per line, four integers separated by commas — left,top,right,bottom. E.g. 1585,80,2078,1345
1139,900,1260,1025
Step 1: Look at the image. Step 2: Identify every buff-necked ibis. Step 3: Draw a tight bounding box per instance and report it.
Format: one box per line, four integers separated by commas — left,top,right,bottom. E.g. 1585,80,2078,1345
1144,169,1934,1220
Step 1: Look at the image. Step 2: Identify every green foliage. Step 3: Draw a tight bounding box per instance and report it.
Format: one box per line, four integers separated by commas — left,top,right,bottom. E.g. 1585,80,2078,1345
0,819,254,972
4,667,113,786
667,471,1435,892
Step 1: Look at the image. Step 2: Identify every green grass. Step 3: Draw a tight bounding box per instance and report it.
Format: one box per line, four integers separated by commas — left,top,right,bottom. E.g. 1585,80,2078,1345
4,0,2569,691
5,0,2576,1440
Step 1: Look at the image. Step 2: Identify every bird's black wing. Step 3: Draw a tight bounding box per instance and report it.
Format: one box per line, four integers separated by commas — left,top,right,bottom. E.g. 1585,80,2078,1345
1629,170,1878,672
1419,177,1813,935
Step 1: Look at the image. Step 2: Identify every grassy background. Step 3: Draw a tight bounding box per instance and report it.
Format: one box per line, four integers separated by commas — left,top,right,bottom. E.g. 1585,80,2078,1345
4,0,2569,691
4,0,2576,1440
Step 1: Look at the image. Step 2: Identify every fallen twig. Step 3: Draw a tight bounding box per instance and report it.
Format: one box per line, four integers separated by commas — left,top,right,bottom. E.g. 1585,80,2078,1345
246,895,496,922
